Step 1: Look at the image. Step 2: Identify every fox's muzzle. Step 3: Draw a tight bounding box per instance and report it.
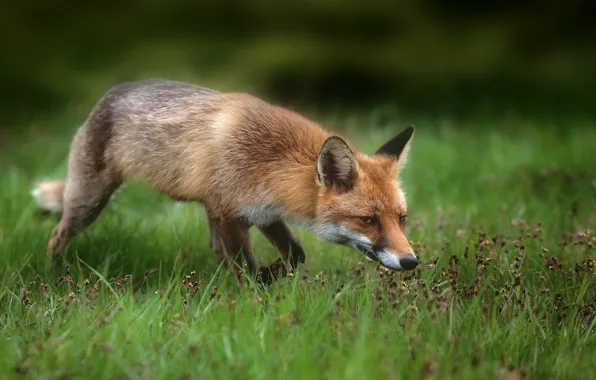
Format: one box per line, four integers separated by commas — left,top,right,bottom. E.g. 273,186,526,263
357,244,418,271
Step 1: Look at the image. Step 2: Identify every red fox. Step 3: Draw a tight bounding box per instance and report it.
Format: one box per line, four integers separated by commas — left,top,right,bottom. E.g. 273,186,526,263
32,79,418,284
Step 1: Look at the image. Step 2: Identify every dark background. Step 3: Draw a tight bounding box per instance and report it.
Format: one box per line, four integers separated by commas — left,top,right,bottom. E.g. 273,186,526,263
1,0,596,127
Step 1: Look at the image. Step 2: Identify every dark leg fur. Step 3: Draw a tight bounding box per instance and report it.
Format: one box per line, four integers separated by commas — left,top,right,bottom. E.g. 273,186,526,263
257,221,306,285
217,219,258,283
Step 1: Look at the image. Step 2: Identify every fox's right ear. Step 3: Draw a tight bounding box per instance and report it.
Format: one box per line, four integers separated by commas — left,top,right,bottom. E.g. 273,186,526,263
375,125,415,169
316,136,358,193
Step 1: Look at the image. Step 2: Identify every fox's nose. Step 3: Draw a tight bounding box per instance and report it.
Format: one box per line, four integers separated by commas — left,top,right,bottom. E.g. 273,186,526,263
399,256,418,270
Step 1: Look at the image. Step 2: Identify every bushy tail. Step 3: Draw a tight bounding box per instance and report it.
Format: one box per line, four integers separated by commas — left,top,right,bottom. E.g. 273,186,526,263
31,180,66,215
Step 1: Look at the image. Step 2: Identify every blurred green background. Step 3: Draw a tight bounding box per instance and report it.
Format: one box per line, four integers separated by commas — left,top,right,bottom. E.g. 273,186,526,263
1,0,596,126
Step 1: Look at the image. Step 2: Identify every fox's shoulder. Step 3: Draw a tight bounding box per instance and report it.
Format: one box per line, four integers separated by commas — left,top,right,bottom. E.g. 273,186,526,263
221,92,326,133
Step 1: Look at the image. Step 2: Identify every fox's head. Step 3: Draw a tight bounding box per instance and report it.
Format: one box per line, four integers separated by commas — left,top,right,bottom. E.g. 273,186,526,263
313,126,417,271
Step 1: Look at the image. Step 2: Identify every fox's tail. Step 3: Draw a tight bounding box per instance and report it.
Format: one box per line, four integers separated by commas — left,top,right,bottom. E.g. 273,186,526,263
31,180,66,215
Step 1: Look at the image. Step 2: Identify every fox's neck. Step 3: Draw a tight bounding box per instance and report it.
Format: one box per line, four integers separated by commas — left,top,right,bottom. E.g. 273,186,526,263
281,164,320,221
265,152,321,228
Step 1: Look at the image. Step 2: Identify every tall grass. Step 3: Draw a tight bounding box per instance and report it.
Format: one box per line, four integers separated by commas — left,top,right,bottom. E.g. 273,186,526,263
1,110,594,379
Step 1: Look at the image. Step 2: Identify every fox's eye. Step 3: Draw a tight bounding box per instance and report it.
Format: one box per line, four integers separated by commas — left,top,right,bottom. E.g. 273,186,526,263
360,216,376,225
399,214,407,225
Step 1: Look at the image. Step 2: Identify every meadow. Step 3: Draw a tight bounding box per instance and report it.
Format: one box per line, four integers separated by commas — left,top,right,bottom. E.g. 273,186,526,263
0,104,595,379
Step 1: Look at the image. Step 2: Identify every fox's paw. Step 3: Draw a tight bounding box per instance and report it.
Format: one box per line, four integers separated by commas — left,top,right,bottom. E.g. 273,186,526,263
289,242,306,267
256,259,293,285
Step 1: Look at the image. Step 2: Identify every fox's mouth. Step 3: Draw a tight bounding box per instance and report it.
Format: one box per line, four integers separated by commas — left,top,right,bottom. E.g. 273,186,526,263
355,243,380,263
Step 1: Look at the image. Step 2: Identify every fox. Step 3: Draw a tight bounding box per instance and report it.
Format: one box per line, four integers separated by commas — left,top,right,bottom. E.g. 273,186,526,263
32,79,418,284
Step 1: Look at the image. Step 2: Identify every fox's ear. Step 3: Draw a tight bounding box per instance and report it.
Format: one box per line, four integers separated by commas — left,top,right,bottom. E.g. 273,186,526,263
375,125,415,168
316,136,358,192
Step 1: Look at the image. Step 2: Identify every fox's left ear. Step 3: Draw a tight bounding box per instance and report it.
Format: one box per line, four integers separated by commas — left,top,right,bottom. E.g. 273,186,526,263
375,125,415,168
317,136,359,193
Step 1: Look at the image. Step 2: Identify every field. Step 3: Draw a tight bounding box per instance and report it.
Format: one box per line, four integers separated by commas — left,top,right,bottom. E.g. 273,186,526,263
1,107,595,379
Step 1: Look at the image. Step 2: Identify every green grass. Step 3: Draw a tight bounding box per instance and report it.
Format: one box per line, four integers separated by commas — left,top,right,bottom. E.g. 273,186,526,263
1,110,595,379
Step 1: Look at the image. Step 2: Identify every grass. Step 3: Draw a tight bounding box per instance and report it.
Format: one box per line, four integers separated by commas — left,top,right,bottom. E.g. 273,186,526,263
0,108,595,379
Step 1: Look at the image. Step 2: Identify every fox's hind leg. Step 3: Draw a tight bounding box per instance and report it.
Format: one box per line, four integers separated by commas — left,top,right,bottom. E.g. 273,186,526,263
258,221,306,284
46,126,122,263
47,174,121,263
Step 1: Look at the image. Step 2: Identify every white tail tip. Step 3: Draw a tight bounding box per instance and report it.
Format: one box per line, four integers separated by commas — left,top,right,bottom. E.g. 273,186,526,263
31,180,65,214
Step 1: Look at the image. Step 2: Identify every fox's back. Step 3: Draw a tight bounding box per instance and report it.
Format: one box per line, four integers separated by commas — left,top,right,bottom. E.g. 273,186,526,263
81,79,221,197
80,79,327,210
99,78,221,144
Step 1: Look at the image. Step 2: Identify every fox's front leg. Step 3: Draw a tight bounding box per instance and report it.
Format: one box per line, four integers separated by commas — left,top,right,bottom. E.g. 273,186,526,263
206,212,253,268
217,218,258,282
257,221,306,284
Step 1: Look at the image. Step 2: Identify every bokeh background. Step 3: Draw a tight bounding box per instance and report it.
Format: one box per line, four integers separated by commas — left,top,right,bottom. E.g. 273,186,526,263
1,5,595,378
2,0,596,128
